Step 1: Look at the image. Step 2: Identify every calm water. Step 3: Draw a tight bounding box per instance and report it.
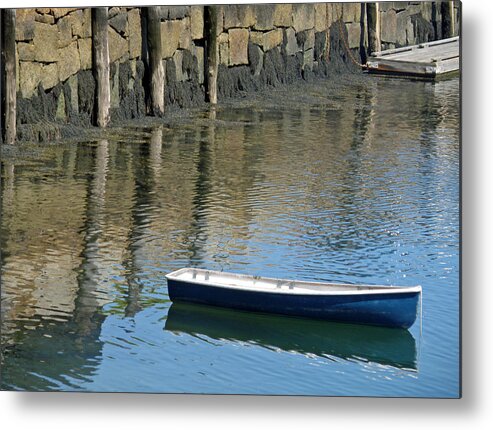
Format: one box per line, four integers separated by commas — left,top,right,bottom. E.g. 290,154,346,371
0,77,460,397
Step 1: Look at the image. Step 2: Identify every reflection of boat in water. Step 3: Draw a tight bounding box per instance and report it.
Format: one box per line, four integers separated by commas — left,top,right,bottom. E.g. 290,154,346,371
165,303,418,371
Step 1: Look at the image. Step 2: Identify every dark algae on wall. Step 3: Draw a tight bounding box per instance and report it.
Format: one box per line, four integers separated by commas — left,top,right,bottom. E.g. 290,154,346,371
0,3,460,143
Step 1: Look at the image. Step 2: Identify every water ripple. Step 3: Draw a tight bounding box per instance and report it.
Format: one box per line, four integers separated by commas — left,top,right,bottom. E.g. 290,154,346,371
1,77,459,396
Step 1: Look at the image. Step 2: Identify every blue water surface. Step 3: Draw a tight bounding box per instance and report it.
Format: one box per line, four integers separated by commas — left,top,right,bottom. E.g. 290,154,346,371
0,76,460,397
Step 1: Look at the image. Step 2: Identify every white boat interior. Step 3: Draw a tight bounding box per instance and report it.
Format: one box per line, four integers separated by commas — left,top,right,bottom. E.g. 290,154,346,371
166,268,421,296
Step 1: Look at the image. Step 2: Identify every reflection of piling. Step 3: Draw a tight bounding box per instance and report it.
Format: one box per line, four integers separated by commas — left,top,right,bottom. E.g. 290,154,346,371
351,87,375,151
74,139,110,336
1,163,15,212
66,145,78,180
1,9,16,144
145,7,165,116
187,109,216,263
123,142,153,317
92,8,110,127
204,6,219,104
149,126,163,178
94,140,109,203
208,105,217,121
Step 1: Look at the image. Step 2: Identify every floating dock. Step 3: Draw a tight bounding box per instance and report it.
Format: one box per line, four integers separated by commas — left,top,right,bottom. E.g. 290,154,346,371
366,37,460,79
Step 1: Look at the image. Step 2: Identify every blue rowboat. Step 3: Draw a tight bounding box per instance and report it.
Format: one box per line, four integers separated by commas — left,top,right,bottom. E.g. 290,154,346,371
165,268,422,329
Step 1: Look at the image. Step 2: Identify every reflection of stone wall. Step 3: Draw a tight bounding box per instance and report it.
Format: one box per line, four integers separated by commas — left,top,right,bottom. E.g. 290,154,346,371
11,3,460,142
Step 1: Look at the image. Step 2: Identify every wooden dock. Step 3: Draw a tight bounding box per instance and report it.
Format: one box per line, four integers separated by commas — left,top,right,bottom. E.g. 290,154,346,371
366,37,460,79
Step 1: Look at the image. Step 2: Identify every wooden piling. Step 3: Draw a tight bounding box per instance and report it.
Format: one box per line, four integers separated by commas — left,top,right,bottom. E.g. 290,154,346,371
204,6,219,105
359,3,368,64
442,1,455,38
0,10,2,144
450,1,456,36
92,7,110,128
1,9,16,144
367,3,381,55
432,2,442,40
145,7,165,117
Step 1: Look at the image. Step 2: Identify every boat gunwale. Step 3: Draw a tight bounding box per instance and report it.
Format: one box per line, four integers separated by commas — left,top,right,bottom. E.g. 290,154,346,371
165,268,422,296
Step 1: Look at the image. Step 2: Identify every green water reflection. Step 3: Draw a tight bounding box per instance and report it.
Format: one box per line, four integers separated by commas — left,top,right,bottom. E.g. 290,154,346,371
165,303,418,370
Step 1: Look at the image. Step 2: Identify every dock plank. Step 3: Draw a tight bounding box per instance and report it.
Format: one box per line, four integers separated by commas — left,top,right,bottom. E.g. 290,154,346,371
367,37,459,79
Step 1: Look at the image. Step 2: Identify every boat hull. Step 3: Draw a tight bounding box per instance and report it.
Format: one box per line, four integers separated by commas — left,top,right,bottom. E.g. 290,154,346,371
166,278,420,329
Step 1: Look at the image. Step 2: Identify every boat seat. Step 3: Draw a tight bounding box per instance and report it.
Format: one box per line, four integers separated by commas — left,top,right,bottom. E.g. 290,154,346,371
191,270,209,281
276,280,295,290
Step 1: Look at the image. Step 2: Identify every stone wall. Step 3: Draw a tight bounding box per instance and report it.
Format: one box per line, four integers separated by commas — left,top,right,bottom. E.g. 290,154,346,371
15,7,146,140
159,5,206,108
217,3,331,97
9,3,460,142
